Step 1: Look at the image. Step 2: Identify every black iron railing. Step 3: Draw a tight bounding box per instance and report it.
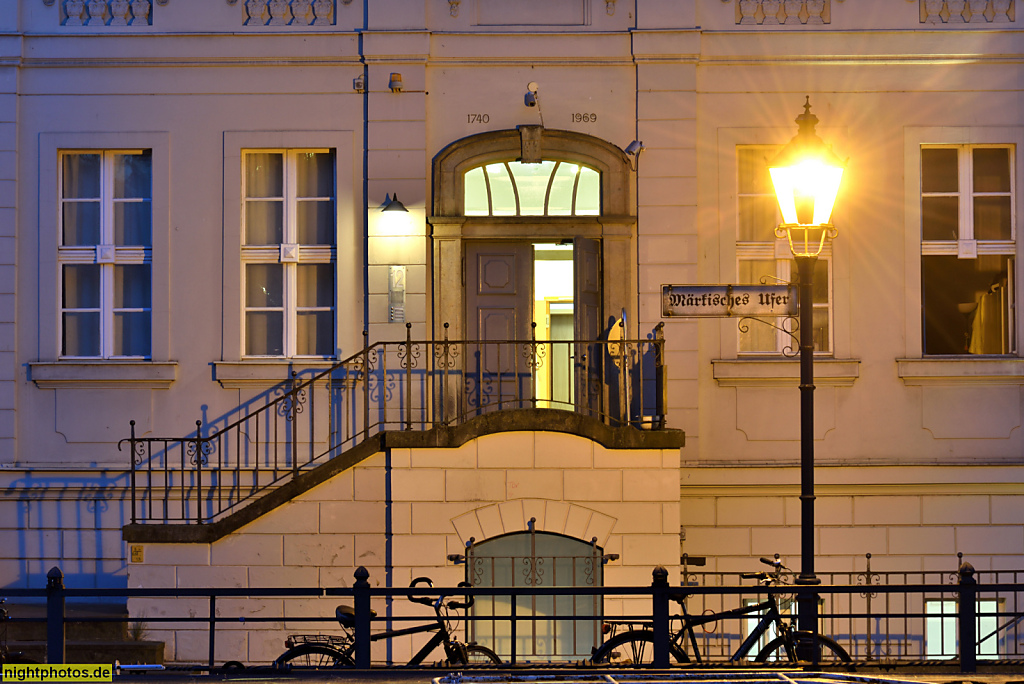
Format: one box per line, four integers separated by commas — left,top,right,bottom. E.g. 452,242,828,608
121,323,667,525
678,553,1024,665
21,562,1023,671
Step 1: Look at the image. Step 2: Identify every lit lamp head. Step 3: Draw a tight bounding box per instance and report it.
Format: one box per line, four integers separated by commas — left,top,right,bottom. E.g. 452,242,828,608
379,193,412,235
768,97,845,257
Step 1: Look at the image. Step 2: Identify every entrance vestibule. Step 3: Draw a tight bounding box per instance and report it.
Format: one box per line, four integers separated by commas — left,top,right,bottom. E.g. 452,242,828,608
430,127,636,418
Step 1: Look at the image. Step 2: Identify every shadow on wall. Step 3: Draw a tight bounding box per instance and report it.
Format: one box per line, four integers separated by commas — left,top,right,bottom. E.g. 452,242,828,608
3,368,310,595
2,470,129,598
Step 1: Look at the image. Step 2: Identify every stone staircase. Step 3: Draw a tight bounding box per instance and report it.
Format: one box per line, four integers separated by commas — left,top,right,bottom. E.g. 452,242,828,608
6,602,164,665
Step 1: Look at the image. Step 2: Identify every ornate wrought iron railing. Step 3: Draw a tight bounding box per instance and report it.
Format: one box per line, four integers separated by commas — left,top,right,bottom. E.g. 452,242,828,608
122,322,667,525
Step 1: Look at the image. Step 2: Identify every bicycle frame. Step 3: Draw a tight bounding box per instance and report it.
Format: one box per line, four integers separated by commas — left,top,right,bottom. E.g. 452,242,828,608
672,592,789,664
368,618,455,666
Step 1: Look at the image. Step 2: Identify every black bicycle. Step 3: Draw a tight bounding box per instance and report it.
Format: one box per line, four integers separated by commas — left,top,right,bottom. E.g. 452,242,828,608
591,556,852,667
273,577,502,669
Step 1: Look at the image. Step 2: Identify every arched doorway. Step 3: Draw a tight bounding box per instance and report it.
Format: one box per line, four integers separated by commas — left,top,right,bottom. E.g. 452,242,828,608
430,126,636,415
465,524,606,661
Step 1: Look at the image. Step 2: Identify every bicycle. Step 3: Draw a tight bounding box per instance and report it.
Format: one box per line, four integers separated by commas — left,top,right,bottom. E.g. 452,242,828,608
590,556,852,667
1,599,37,665
273,577,502,669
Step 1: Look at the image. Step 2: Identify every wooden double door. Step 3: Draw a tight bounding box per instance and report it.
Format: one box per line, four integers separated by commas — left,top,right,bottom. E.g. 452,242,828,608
464,238,602,416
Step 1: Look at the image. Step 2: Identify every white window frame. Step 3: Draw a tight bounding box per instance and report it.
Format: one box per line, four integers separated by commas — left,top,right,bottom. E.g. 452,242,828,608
902,127,1024,366
58,149,152,359
217,131,357,382
736,145,834,356
924,598,1002,660
241,148,336,359
33,131,171,388
920,143,1017,356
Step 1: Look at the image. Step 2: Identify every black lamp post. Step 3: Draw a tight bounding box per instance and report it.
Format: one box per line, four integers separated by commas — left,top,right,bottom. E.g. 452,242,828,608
768,97,845,646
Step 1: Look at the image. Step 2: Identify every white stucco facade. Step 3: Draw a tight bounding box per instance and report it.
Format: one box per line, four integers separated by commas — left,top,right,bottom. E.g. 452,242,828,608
1,0,1022,666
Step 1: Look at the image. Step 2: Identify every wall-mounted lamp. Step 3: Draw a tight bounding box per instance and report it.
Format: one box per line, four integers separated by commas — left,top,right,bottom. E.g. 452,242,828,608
625,139,645,170
524,81,544,126
388,73,403,93
381,193,408,212
353,75,365,93
524,81,540,108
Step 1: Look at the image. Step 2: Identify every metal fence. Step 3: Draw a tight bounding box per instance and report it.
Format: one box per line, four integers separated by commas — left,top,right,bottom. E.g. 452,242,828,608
676,555,1024,666
14,562,1022,673
121,322,667,525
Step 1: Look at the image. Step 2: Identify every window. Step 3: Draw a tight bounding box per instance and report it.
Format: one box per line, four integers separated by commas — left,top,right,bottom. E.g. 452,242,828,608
464,160,600,216
921,145,1016,355
737,146,832,354
242,150,335,357
925,599,1001,659
741,597,783,660
59,150,152,358
468,531,603,661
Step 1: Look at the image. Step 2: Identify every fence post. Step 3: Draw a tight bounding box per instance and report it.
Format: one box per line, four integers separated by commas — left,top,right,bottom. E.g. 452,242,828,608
651,566,669,668
354,566,371,668
46,567,65,664
654,322,666,429
128,420,137,524
208,595,217,670
194,420,204,524
405,323,413,430
958,561,977,674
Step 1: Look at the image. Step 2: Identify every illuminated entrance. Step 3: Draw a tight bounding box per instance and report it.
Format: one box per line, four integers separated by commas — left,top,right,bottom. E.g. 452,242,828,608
430,127,636,412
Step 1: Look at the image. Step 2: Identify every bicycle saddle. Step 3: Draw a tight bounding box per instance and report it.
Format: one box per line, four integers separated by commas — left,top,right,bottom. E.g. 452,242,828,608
336,604,377,627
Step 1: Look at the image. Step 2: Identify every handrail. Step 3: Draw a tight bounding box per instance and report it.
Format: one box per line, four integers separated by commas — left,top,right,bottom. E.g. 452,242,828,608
121,322,668,525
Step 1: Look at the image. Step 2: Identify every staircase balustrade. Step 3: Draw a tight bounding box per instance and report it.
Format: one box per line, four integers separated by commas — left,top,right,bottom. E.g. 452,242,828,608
122,322,667,525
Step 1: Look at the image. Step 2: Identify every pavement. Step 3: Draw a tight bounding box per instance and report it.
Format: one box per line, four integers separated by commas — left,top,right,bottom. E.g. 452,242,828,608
101,663,1024,684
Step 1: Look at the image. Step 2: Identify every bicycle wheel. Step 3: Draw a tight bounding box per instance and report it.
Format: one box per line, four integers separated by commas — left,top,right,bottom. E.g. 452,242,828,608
590,630,689,665
464,643,502,665
754,632,852,667
273,643,353,669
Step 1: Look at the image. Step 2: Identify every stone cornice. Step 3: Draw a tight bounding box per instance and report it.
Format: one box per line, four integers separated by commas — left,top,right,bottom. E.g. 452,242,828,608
30,361,178,389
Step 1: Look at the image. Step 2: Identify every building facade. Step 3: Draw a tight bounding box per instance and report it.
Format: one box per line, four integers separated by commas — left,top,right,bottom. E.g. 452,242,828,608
1,0,1022,665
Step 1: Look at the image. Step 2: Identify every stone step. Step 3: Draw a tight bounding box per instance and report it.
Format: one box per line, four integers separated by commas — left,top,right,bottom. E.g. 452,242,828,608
6,602,133,642
7,640,165,666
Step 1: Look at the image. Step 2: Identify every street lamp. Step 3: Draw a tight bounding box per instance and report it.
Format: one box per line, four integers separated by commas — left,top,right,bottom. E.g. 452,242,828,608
768,97,845,646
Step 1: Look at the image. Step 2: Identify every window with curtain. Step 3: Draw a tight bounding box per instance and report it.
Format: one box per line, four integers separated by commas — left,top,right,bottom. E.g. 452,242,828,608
242,149,336,357
736,146,832,354
921,145,1016,355
59,150,152,358
464,160,600,216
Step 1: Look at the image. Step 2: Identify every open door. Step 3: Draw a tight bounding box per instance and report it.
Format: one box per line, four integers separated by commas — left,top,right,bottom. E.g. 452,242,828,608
573,237,602,419
466,242,534,414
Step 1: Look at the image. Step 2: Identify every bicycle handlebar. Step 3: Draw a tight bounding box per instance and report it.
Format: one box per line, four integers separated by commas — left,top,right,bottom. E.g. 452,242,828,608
446,582,475,611
409,577,476,612
408,577,436,606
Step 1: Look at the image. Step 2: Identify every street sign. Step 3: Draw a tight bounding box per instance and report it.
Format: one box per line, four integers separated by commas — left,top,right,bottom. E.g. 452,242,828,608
662,284,797,318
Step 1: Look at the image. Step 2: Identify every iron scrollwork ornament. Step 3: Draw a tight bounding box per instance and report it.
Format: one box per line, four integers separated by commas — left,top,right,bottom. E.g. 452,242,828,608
187,437,215,467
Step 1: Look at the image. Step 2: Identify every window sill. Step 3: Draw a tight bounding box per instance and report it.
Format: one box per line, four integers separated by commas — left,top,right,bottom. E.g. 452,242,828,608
213,360,337,389
897,357,1024,386
30,361,177,389
712,358,861,387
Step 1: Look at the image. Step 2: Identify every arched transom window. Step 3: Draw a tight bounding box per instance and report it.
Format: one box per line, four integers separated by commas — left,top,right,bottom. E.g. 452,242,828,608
464,160,601,216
